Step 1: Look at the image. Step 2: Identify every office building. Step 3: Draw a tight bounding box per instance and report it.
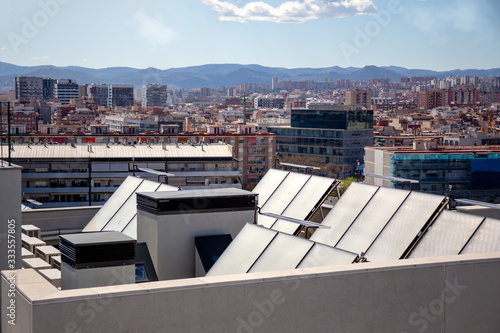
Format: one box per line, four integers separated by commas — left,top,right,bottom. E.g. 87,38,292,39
53,79,79,105
141,84,168,108
15,76,44,100
108,85,134,108
365,140,500,202
262,104,373,166
87,84,109,107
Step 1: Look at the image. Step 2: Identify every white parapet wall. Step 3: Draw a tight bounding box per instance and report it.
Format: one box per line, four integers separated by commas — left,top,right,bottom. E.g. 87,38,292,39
2,252,500,333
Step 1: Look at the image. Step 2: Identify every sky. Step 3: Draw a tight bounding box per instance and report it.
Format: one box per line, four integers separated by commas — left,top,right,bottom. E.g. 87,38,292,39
0,0,499,71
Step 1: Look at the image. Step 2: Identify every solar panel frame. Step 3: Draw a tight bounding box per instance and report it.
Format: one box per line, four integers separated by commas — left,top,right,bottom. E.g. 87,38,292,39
271,176,338,235
258,173,311,228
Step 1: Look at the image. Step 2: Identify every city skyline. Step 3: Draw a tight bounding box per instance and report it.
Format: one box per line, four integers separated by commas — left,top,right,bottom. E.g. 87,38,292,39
1,0,499,71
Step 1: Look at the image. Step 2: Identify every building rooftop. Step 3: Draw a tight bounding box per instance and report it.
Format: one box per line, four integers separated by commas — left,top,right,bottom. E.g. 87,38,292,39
2,143,234,159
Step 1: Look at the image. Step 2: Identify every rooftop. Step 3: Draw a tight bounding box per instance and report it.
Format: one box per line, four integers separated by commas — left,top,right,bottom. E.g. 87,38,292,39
1,143,234,159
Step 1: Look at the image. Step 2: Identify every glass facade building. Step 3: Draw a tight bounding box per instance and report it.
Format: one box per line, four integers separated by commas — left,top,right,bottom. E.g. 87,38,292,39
263,104,373,166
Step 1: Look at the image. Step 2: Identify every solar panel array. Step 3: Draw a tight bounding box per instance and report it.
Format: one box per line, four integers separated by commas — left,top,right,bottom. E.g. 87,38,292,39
82,176,178,239
206,223,358,277
207,178,500,277
310,183,447,262
253,169,338,235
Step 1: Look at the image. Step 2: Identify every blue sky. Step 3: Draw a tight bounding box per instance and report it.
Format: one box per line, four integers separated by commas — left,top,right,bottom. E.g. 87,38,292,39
1,0,499,70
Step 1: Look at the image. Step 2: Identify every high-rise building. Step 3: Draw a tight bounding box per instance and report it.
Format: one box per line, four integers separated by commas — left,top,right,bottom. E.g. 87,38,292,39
142,84,168,108
271,77,280,90
15,76,44,100
54,79,79,105
261,104,373,167
42,78,57,100
87,84,109,107
108,85,134,108
419,89,447,109
345,90,372,109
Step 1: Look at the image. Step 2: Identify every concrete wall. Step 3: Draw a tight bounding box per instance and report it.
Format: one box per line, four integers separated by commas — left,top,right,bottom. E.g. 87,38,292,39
2,252,500,333
0,163,22,271
22,206,101,231
0,163,22,332
138,209,254,280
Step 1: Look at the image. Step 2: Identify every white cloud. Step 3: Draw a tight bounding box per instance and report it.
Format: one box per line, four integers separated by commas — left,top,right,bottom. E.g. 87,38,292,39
202,0,377,23
133,11,176,46
29,56,50,60
0,46,7,51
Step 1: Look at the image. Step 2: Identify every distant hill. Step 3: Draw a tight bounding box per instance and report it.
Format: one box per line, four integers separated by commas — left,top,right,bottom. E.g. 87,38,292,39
0,61,498,90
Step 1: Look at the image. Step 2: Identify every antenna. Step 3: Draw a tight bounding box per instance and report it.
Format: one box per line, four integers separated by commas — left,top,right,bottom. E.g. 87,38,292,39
242,92,247,125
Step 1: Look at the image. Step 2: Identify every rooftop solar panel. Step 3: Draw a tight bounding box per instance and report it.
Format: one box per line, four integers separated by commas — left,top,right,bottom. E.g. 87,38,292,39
271,175,337,234
409,210,484,259
83,176,143,232
258,173,311,228
252,169,289,207
460,217,500,255
297,243,357,269
309,183,379,246
248,233,314,273
364,192,446,262
102,180,162,232
336,187,410,255
206,224,278,277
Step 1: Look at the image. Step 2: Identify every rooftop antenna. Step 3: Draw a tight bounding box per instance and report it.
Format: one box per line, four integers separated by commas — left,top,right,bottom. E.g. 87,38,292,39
242,92,247,125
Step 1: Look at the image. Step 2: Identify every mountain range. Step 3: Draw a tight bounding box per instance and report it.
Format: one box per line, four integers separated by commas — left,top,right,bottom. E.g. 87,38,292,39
1,61,499,91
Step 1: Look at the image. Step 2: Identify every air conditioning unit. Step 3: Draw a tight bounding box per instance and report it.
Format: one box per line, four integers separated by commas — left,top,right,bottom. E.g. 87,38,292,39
22,224,41,239
60,231,136,290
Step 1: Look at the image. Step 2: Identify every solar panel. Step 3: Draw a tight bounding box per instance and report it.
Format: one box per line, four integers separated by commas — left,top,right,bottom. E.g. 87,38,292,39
364,192,445,262
335,187,410,255
122,216,137,239
102,180,162,232
248,233,314,273
460,217,500,255
309,182,379,247
258,173,311,228
271,175,337,234
206,224,277,277
83,176,143,232
409,210,484,259
297,243,357,269
252,169,289,207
